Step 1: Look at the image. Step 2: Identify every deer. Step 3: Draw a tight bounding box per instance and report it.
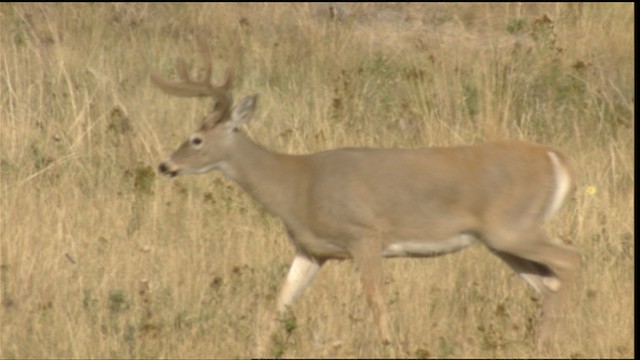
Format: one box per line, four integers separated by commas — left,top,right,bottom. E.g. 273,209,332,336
151,38,579,352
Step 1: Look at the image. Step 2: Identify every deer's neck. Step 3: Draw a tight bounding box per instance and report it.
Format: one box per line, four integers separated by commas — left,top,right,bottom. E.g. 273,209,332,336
221,131,307,219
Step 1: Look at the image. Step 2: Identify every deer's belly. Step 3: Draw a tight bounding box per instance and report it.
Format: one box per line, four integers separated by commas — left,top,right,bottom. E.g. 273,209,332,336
382,233,477,258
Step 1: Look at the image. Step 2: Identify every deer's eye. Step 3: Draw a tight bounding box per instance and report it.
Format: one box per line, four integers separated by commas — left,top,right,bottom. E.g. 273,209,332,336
190,134,204,148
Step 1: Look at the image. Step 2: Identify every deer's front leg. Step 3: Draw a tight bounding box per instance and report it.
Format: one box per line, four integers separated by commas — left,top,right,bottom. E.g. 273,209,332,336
276,254,322,313
258,254,322,355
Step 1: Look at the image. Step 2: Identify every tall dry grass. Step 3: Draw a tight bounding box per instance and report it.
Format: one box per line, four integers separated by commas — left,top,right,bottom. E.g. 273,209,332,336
0,3,634,358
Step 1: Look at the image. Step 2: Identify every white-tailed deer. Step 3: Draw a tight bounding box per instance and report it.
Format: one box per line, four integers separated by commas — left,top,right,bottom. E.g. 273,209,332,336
152,39,579,350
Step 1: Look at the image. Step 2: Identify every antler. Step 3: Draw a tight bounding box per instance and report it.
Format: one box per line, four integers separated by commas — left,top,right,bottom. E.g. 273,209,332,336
151,35,235,120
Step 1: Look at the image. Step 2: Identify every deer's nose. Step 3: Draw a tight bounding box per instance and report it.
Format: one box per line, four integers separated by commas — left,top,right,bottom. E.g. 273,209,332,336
158,162,177,178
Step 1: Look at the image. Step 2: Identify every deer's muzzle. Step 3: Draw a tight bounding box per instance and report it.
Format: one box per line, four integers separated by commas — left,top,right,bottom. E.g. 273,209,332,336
158,161,178,178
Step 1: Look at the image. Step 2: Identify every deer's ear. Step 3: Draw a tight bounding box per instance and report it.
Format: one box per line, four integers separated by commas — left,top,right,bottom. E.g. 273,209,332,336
229,95,258,129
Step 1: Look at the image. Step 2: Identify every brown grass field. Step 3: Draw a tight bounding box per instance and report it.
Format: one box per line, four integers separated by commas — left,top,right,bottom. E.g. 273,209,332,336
0,3,634,358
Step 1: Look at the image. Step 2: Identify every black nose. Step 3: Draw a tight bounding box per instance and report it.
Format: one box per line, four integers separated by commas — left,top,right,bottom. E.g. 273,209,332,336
158,162,178,178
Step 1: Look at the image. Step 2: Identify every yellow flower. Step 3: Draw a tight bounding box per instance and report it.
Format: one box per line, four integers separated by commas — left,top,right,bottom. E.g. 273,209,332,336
586,185,597,195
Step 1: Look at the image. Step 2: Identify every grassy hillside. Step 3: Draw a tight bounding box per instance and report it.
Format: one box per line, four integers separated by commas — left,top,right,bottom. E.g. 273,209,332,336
0,3,633,358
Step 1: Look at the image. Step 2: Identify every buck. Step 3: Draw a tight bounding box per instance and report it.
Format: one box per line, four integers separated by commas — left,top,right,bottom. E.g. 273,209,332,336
152,39,579,350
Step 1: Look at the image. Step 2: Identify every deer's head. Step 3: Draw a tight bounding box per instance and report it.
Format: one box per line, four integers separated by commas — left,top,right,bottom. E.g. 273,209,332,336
152,37,257,178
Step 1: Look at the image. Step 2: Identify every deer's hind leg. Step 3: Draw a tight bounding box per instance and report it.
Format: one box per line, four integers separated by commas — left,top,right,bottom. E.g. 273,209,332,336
484,228,579,344
350,240,393,346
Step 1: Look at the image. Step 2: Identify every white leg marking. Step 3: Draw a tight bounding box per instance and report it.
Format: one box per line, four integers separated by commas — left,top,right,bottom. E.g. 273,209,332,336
276,254,321,313
542,276,562,292
518,273,544,294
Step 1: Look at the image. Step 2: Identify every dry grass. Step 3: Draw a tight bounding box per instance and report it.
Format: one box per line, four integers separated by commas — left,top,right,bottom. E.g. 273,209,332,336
0,3,634,358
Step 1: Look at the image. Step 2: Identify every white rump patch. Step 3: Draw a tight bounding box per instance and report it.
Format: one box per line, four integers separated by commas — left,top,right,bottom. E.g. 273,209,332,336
546,151,572,220
382,233,477,258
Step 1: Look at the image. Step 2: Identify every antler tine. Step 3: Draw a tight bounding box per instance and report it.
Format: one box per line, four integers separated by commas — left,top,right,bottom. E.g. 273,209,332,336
196,35,213,85
176,59,191,83
196,34,235,116
220,45,240,91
